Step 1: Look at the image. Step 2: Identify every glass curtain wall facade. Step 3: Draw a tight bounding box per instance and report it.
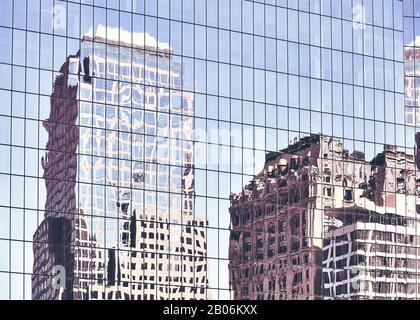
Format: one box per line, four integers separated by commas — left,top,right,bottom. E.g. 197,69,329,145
1,0,420,301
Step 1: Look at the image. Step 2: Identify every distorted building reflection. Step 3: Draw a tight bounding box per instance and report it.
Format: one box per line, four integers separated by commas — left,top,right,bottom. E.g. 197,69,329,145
229,134,420,300
32,26,209,300
404,37,420,126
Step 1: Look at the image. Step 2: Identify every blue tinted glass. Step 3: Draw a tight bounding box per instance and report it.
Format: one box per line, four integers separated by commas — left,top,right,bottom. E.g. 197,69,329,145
0,0,417,302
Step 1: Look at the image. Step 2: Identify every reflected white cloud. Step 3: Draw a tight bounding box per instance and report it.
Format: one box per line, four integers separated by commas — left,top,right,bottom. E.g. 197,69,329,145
84,24,171,51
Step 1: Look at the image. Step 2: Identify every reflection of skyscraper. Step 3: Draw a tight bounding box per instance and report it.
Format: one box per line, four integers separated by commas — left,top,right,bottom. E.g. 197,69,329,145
32,26,209,300
404,38,420,126
229,135,420,300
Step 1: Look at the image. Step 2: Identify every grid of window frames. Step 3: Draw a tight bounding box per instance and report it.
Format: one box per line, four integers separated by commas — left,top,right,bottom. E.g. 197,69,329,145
1,0,419,300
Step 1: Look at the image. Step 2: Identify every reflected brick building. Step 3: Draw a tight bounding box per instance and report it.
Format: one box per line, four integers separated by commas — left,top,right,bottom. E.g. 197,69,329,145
229,134,420,300
404,37,420,126
323,145,420,299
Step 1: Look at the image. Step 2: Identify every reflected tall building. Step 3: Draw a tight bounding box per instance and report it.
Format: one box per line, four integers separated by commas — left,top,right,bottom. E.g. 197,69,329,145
32,26,209,300
404,0,420,126
323,144,420,299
